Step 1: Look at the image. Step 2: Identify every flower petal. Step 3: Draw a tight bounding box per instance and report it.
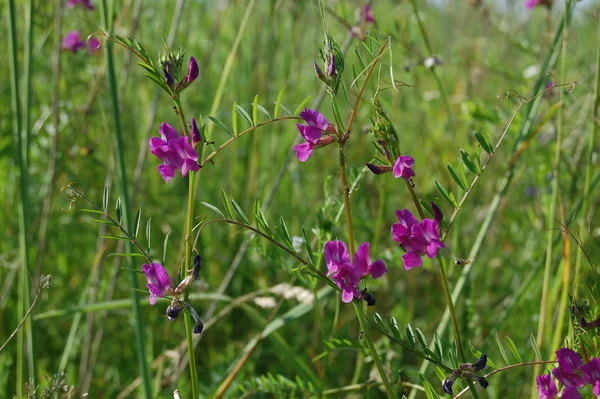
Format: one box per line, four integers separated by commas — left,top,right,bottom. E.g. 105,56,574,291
402,252,423,270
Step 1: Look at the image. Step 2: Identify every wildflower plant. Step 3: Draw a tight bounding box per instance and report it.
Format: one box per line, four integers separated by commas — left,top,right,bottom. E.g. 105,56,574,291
44,0,600,398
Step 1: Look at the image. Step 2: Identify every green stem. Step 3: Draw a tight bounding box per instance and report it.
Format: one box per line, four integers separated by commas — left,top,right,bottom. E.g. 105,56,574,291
436,256,465,361
573,1,600,297
174,98,200,399
338,145,355,255
407,0,453,129
353,302,397,399
99,0,152,397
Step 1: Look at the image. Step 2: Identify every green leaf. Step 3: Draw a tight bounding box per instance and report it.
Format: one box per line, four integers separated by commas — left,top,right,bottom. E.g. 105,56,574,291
252,94,259,125
277,216,294,251
92,219,116,225
256,104,271,120
373,313,385,329
80,209,105,215
301,229,314,265
505,336,522,363
405,324,416,349
388,317,401,340
236,104,254,127
294,95,312,116
461,149,480,174
133,208,142,239
220,190,235,219
231,199,250,225
474,130,494,154
447,163,468,191
162,231,171,266
415,328,429,351
108,253,145,257
434,181,458,208
145,218,152,254
115,198,122,224
495,333,510,365
200,202,225,218
279,103,293,116
208,116,233,137
102,186,109,212
274,87,286,118
232,101,239,137
530,333,542,361
253,200,273,237
101,235,130,241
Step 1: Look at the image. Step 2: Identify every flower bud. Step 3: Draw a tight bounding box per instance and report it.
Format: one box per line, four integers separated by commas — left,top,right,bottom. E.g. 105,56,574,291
471,354,487,371
366,163,392,175
191,118,202,146
193,320,204,334
166,304,183,321
327,54,336,77
431,202,443,223
185,56,199,84
442,378,454,395
314,62,328,84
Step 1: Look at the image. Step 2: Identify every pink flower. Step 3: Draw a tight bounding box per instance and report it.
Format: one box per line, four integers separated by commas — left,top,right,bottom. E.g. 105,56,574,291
67,0,94,10
536,374,558,399
393,155,415,180
141,263,172,305
293,108,335,162
62,31,86,52
552,348,586,389
361,3,374,23
88,36,101,53
149,122,200,182
323,240,387,303
391,209,445,270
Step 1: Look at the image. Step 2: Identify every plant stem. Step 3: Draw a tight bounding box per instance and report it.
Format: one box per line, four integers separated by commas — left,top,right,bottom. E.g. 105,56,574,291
174,98,200,399
99,0,152,396
338,145,355,255
353,302,397,399
437,255,465,360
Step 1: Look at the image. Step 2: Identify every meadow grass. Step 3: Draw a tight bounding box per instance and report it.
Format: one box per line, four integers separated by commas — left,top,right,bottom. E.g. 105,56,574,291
1,1,600,398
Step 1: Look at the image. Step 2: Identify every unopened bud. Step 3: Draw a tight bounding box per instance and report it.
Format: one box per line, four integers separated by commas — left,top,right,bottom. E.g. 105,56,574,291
366,163,392,175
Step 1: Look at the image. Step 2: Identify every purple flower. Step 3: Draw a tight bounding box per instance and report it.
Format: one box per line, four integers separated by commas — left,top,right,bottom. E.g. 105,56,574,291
582,358,600,393
323,240,387,303
327,54,336,77
526,0,552,9
88,36,101,53
186,56,199,83
62,31,86,52
324,240,353,276
560,388,582,399
67,0,94,10
361,4,374,23
353,242,387,279
393,155,415,180
536,374,558,399
141,263,172,305
293,108,335,162
391,209,445,270
552,349,586,389
191,118,202,146
149,122,200,182
366,163,392,175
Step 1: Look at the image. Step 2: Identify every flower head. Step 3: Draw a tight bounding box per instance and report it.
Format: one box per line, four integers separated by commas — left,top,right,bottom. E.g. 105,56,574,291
149,122,200,182
392,209,445,270
186,56,199,83
191,118,202,146
67,0,94,10
361,3,374,23
582,358,600,389
88,36,101,53
323,240,387,303
537,375,558,399
552,348,586,388
293,108,335,162
393,155,415,180
142,263,172,305
62,31,86,52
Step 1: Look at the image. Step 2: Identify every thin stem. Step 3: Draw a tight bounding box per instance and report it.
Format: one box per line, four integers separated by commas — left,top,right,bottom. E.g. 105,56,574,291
436,255,465,360
353,302,397,399
174,98,200,399
99,0,153,396
338,145,355,254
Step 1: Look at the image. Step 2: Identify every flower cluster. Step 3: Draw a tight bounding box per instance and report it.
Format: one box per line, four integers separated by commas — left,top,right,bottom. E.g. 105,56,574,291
537,348,600,398
392,205,445,270
149,122,200,182
442,354,489,395
324,241,387,303
62,31,100,53
293,109,335,162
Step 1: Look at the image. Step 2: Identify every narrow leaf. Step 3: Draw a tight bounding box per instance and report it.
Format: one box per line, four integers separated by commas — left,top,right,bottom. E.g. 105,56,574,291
252,94,259,125
236,105,254,127
293,96,312,116
108,253,145,257
256,104,271,120
495,333,510,365
103,186,109,212
505,336,522,363
208,116,233,137
162,231,171,266
220,190,235,219
388,317,401,340
115,198,122,224
145,218,152,253
101,235,131,241
405,324,416,349
373,313,385,329
200,202,225,218
474,131,493,154
274,87,286,118
80,209,105,215
530,333,542,361
279,103,293,116
232,101,239,137
231,199,250,225
447,163,468,191
434,181,458,208
133,208,142,239
461,149,479,175
301,229,314,265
